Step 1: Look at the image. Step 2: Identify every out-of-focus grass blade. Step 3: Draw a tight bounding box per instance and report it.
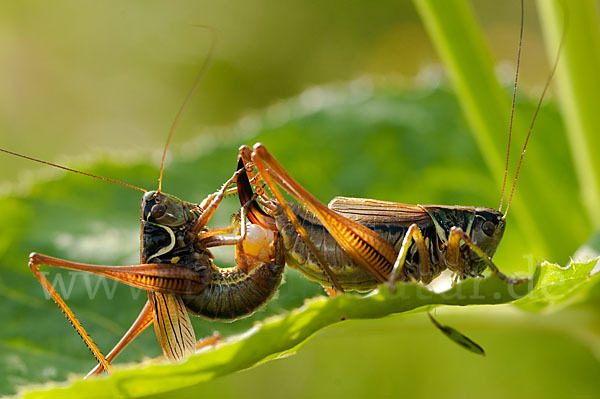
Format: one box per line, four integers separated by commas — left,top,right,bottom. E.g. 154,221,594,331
536,0,600,228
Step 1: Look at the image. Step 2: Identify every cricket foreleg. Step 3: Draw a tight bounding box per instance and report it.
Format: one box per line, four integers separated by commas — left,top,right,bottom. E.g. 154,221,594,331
388,223,431,291
444,226,464,276
198,193,255,245
197,225,238,240
448,227,528,285
193,167,247,233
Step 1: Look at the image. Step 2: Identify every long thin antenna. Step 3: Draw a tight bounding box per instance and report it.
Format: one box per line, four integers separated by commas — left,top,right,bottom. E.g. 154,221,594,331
157,26,218,193
0,148,147,193
499,0,524,212
503,10,568,219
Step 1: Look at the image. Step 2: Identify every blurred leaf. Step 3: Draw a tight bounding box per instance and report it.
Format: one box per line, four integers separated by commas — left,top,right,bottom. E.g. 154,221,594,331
574,230,600,262
537,0,600,227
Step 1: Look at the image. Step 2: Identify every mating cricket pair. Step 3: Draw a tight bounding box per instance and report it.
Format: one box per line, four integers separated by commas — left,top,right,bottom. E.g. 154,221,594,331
4,0,565,377
22,140,526,377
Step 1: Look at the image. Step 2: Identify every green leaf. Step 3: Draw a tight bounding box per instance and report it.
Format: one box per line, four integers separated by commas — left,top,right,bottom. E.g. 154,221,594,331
18,273,536,398
17,257,600,398
515,258,600,312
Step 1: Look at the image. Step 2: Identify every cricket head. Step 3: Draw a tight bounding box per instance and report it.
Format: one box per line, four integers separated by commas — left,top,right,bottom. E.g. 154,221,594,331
140,191,195,262
141,191,190,227
468,208,506,276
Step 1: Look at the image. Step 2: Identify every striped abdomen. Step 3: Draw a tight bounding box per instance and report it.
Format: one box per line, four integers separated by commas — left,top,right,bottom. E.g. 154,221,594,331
182,236,284,320
275,204,439,291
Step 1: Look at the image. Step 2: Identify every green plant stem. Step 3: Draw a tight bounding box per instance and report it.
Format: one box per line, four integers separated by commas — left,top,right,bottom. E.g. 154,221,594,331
536,0,600,228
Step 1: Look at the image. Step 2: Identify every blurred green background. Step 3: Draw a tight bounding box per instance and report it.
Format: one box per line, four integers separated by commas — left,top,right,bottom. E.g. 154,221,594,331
0,0,550,184
1,0,599,398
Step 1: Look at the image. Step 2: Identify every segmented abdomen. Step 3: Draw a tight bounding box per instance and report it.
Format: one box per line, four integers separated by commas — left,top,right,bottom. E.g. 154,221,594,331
273,205,383,291
182,237,284,321
275,204,439,291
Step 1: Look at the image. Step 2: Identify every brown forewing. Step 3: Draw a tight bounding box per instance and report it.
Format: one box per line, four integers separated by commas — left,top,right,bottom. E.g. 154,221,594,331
328,197,430,224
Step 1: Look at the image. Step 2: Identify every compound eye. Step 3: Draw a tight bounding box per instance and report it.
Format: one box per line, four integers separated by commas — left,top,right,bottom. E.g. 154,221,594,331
150,204,167,219
482,221,496,237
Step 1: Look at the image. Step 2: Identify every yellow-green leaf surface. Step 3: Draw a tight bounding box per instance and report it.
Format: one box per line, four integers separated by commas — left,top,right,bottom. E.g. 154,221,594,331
17,260,600,398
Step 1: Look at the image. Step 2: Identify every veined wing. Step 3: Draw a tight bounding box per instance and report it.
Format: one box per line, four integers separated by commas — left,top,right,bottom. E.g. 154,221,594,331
148,291,196,361
328,197,430,224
